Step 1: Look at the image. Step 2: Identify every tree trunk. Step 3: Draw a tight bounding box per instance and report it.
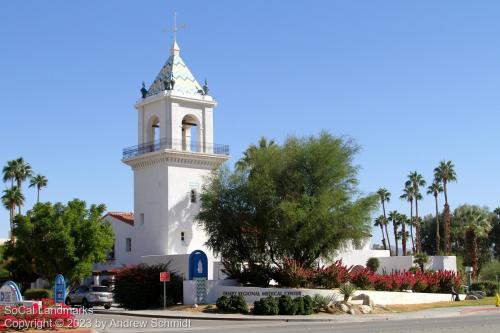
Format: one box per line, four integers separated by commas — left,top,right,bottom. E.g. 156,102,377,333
465,228,477,280
402,221,407,255
409,201,415,254
37,187,40,203
393,223,399,256
415,198,421,253
443,181,451,255
382,202,392,254
380,225,387,250
384,225,392,255
434,194,440,254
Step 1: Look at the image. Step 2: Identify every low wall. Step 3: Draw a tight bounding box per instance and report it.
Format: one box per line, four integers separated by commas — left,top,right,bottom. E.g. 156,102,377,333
182,280,457,305
377,256,457,273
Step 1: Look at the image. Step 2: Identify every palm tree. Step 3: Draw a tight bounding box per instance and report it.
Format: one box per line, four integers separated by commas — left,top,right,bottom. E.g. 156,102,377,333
1,186,24,240
388,210,400,256
374,215,388,250
235,137,277,171
12,157,32,190
398,213,409,255
406,172,426,253
2,160,17,187
454,205,491,280
29,174,48,203
400,186,415,253
434,160,457,255
377,188,392,253
427,179,444,254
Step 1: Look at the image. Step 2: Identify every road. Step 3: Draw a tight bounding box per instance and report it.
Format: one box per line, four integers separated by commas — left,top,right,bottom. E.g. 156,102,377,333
77,311,500,333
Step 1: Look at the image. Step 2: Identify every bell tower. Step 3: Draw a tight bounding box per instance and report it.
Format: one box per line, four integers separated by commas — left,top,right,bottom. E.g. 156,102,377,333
122,37,229,267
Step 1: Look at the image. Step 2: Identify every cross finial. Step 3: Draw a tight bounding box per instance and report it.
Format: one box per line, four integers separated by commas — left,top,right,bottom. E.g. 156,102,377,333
172,11,186,43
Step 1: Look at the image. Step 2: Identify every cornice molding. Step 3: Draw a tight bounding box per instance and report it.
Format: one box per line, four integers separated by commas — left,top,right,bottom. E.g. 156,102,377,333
122,149,229,170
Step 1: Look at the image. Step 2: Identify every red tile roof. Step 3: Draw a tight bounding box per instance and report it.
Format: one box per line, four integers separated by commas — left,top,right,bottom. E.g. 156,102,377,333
103,212,134,226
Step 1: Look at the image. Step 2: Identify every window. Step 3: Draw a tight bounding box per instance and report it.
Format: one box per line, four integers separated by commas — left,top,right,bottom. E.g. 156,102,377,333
126,238,132,252
190,189,197,203
107,244,115,260
140,213,145,226
181,232,185,242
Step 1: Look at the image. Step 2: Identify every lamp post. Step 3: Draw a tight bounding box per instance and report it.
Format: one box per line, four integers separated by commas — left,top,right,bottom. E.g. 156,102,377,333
465,266,473,291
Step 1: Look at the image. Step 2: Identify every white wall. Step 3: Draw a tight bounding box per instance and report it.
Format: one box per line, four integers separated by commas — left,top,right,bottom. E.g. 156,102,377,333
377,256,457,274
182,281,459,305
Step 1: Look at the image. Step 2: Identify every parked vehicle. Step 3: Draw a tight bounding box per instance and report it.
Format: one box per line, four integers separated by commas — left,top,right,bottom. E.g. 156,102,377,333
65,285,113,309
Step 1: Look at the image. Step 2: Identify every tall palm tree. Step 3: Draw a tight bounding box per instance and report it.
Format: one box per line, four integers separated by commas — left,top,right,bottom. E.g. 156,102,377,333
29,174,48,203
398,213,409,255
406,172,426,253
388,210,400,256
235,137,277,171
374,215,387,250
427,179,444,254
2,160,17,187
434,160,457,255
377,188,392,253
12,157,32,191
454,205,491,280
400,186,415,253
1,186,24,240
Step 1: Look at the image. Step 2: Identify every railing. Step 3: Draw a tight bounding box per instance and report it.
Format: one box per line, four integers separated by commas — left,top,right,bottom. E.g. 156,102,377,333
123,138,230,159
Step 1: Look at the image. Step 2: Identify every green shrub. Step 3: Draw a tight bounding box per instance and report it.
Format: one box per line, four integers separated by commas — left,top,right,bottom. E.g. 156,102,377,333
480,261,500,281
312,293,337,312
366,257,380,272
24,289,52,300
216,295,249,313
253,296,279,315
239,264,272,287
293,296,304,315
339,282,356,303
470,281,500,297
301,295,314,315
278,295,297,315
114,263,182,310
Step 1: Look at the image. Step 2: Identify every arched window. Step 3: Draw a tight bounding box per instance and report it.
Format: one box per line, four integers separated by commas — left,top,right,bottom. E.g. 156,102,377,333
181,115,201,152
146,116,160,152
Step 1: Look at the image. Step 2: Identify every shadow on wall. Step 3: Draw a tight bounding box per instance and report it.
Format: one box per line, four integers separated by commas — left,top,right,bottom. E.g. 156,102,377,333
168,189,201,255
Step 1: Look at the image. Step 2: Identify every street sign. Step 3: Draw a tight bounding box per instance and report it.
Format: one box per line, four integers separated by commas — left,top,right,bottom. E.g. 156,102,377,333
160,272,170,282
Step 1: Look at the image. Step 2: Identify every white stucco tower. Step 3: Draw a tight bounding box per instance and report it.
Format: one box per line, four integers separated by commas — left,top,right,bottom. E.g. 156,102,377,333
122,39,229,266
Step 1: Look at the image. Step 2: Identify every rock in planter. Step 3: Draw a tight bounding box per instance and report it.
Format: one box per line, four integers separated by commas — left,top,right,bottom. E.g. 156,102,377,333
358,305,373,314
348,308,356,315
352,293,374,307
326,305,338,314
338,303,350,313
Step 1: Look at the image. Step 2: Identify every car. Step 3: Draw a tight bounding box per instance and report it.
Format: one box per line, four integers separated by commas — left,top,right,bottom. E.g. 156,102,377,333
65,285,113,309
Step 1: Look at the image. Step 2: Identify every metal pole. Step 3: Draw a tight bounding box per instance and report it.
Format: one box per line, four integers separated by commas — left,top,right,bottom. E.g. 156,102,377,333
163,281,166,309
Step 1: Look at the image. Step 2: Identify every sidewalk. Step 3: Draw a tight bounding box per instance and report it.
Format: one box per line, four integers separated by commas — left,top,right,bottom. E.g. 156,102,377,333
93,305,500,323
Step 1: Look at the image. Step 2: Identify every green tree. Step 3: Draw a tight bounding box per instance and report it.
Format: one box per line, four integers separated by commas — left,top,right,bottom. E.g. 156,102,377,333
434,160,457,255
197,132,378,271
1,186,24,238
377,188,392,253
490,208,500,259
400,186,415,253
427,179,443,254
374,215,388,251
2,160,17,187
388,210,400,256
406,172,426,253
398,213,409,255
29,174,48,203
453,205,492,280
5,199,114,286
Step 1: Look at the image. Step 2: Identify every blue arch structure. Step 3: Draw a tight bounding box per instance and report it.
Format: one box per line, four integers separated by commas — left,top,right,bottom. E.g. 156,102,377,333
189,250,208,280
54,274,66,304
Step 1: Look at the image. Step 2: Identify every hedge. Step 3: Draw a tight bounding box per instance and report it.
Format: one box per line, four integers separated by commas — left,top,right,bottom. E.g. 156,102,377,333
216,295,249,313
470,281,500,297
24,289,52,300
254,295,313,315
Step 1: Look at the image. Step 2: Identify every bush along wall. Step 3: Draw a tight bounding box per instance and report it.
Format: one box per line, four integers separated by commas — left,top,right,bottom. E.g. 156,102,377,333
113,263,183,310
470,281,500,296
23,289,52,300
264,258,463,293
216,295,249,313
252,295,314,315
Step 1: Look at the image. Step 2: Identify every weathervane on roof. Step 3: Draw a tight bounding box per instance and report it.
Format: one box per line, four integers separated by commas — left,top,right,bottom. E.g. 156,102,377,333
171,11,186,43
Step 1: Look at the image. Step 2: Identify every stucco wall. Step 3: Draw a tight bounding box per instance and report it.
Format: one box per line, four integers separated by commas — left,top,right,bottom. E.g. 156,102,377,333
377,256,457,273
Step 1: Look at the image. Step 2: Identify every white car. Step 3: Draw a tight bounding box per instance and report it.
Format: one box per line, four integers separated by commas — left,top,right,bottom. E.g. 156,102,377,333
65,285,113,309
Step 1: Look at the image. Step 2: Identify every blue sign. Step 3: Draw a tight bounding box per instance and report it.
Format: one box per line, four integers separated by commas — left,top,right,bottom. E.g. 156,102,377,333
189,250,208,280
54,274,66,304
0,281,23,304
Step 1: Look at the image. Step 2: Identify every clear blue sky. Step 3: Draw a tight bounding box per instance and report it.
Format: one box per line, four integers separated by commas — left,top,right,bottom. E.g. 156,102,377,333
1,0,500,243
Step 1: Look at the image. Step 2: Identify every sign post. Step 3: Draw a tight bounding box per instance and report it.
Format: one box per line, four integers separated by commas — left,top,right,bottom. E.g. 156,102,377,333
160,272,170,309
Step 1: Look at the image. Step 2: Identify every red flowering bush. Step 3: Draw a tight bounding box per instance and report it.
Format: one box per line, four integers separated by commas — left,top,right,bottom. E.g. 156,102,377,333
349,267,374,289
273,258,313,288
311,260,351,288
0,298,79,331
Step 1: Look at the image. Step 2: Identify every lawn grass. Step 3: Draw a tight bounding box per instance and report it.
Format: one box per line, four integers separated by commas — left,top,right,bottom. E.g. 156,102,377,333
386,297,497,312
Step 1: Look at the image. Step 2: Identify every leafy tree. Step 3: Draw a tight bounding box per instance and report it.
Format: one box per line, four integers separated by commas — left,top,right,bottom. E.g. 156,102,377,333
29,174,48,203
490,208,500,260
377,188,391,252
406,172,426,253
1,186,24,238
374,215,388,251
398,213,409,255
2,160,17,187
453,205,492,280
197,132,378,272
5,199,114,287
434,160,457,255
427,179,444,254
